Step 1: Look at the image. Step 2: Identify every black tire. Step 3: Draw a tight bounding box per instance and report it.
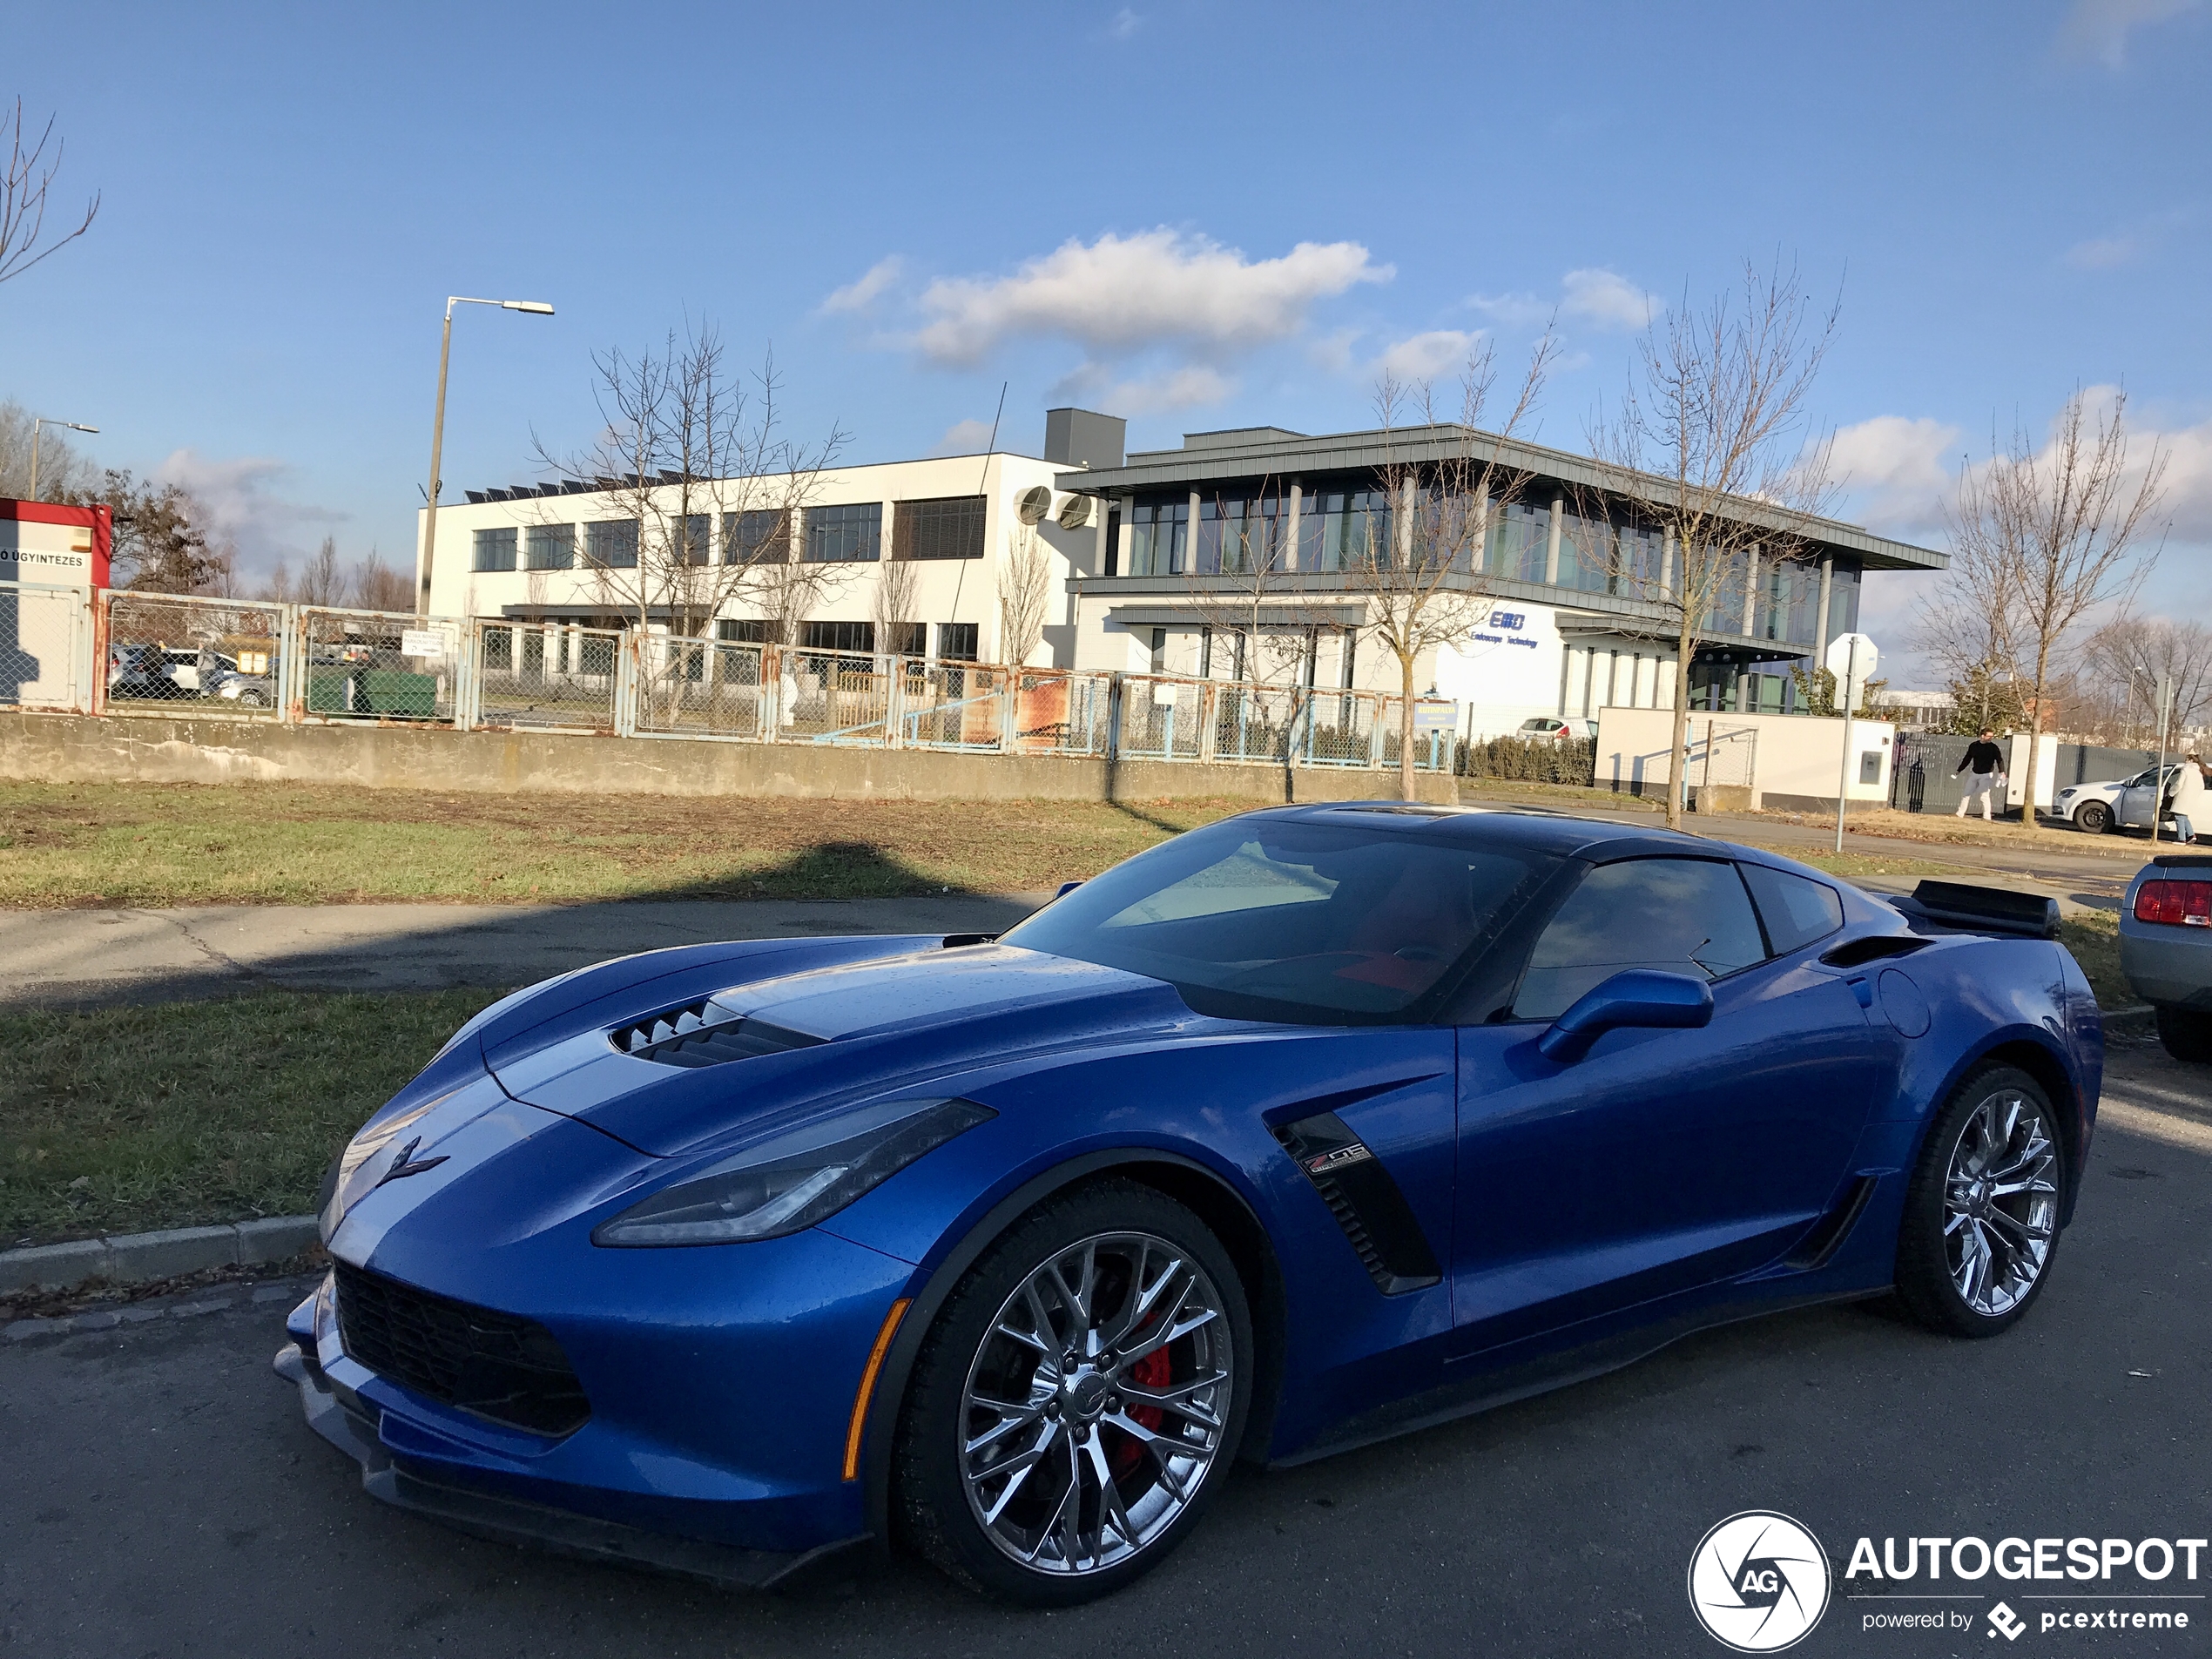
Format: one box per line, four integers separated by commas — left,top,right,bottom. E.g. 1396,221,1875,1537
894,1179,1252,1606
2155,1006,2212,1063
1894,1065,2066,1339
2074,800,2111,835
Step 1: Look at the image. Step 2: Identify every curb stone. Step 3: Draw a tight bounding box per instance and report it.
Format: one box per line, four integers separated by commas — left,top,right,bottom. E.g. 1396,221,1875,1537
3,1271,326,1344
0,1215,319,1296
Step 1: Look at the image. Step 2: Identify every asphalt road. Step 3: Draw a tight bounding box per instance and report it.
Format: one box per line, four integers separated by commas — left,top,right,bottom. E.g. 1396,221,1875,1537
3,1041,2206,1659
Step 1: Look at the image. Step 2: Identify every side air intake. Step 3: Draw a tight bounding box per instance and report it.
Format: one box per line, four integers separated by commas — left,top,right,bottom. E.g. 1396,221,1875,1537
1271,1112,1442,1296
610,999,826,1069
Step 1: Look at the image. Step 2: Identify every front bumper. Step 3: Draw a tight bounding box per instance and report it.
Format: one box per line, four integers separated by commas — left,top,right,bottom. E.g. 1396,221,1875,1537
273,1271,872,1588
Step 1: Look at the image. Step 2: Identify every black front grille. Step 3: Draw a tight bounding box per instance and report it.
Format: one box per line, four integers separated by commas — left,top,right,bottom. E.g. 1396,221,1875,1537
333,1262,590,1437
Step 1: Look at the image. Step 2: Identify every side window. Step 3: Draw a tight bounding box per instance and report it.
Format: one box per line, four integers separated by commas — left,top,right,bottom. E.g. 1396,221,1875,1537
1740,864,1844,956
1513,858,1768,1022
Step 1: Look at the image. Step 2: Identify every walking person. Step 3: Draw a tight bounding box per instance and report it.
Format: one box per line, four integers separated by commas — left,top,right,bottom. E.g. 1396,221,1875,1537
1953,728,2006,819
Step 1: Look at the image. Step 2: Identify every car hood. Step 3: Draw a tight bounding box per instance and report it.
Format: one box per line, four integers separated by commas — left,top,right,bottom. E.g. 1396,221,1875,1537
482,941,1203,1157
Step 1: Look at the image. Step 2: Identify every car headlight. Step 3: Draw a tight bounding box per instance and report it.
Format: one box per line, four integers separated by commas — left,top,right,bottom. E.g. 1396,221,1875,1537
591,1096,995,1247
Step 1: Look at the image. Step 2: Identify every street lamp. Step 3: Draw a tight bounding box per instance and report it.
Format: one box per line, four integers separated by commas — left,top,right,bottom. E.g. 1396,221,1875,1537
28,416,98,501
418,296,555,615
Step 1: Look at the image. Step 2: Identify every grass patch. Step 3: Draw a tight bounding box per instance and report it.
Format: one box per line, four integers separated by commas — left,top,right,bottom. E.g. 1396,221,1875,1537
1762,806,2148,861
2058,912,2129,1012
0,988,506,1247
0,782,1253,907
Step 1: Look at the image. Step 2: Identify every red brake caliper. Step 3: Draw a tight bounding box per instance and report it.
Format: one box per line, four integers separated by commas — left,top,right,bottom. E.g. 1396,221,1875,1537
1110,1343,1173,1477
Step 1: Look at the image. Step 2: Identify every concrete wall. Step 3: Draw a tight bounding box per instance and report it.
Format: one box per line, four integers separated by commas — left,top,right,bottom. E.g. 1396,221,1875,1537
1594,705,1898,812
0,711,1460,805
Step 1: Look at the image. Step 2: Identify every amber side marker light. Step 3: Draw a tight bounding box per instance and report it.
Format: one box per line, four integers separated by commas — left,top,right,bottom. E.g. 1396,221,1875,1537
844,1298,912,1481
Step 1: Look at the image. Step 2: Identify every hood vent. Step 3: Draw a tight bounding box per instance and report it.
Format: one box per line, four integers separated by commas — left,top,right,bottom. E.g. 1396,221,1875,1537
610,998,826,1069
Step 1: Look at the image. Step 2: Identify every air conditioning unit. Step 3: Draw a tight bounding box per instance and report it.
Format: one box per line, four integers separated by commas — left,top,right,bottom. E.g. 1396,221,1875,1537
1015,485,1054,526
1056,493,1097,530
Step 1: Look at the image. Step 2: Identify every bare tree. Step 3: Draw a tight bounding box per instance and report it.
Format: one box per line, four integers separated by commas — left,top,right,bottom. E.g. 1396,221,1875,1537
873,538,922,657
1947,388,2167,824
2081,616,2212,747
1,100,98,286
0,400,99,499
351,550,415,613
294,536,347,606
1359,338,1555,801
1912,500,2024,722
531,325,845,718
996,525,1052,667
1584,261,1841,831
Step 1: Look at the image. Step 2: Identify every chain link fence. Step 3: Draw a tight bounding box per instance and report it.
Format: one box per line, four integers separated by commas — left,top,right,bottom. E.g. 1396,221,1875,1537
296,607,463,722
472,621,621,732
105,591,287,718
33,589,1685,791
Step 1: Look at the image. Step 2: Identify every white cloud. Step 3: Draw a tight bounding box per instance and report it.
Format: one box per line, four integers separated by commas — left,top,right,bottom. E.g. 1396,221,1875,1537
1051,361,1233,415
2065,234,2141,268
1560,268,1662,330
1828,415,1964,536
912,229,1390,367
2060,0,2202,66
1372,328,1483,383
1106,7,1143,39
1470,267,1660,333
819,256,905,316
153,448,346,577
927,417,1001,457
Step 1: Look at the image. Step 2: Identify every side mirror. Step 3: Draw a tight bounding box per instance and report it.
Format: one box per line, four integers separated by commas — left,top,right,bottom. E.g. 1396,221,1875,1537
1537,969,1713,1064
1055,880,1083,900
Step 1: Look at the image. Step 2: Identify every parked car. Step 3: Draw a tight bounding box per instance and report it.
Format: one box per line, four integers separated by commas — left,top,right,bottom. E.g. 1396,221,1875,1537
210,669,278,709
1516,715,1598,742
2121,853,2212,1061
280,806,2100,1604
108,645,245,701
2055,766,2177,835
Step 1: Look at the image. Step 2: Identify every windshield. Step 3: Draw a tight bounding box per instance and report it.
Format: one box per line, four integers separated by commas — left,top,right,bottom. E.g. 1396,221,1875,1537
1001,818,1555,1022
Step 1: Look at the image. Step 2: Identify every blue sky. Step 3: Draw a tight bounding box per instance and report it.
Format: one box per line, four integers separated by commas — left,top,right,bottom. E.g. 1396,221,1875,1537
8,0,2209,676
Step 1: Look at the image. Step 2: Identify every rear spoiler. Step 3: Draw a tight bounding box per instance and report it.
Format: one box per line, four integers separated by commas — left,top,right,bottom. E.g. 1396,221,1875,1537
1885,880,2060,941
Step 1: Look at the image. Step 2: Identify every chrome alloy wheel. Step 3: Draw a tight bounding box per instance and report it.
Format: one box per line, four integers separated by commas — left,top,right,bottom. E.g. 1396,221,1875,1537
1942,1087,2059,1317
958,1231,1233,1577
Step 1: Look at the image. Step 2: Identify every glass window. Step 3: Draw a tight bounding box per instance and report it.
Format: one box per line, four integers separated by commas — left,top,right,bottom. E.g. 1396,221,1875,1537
1482,499,1549,583
885,621,927,657
1128,496,1188,577
1513,857,1768,1021
937,622,979,662
803,502,882,563
1003,819,1556,1023
718,617,773,644
1297,484,1393,572
1196,490,1290,575
586,519,638,569
678,515,711,566
1740,864,1845,954
524,523,574,570
723,509,788,565
800,620,875,654
894,496,986,560
470,527,517,573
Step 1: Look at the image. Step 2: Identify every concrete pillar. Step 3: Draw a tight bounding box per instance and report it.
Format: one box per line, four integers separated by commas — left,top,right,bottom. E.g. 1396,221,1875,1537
1545,495,1563,586
1285,482,1302,572
1472,491,1488,574
1742,545,1760,637
1660,527,1675,598
1816,550,1834,657
1187,490,1202,576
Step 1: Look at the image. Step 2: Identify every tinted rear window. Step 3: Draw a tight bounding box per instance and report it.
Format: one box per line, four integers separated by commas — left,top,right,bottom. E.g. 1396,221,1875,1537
1741,864,1845,955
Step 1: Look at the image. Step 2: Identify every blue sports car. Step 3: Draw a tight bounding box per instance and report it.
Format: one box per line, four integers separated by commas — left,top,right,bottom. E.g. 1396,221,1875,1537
276,806,2101,1603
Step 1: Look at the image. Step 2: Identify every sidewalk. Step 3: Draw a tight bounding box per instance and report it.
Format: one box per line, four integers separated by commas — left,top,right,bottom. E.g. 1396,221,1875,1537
0,894,1051,1008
